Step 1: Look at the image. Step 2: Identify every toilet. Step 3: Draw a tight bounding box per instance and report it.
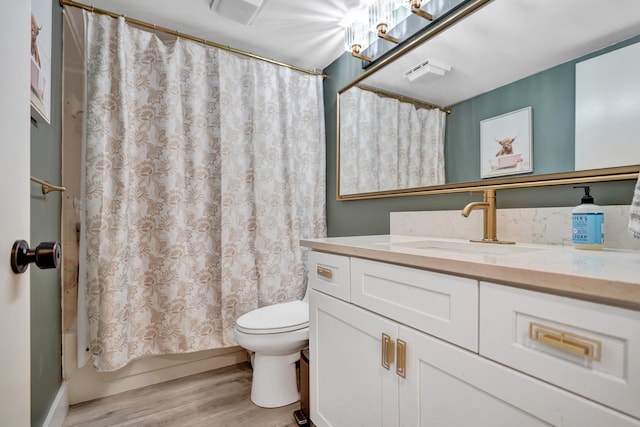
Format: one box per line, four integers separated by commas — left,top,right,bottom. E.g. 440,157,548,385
233,291,309,408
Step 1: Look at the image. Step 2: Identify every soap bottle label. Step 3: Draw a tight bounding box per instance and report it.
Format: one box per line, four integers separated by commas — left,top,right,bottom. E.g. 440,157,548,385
572,212,604,245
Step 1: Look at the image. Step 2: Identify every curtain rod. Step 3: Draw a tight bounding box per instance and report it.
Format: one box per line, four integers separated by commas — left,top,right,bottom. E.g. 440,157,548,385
59,0,327,78
356,85,452,115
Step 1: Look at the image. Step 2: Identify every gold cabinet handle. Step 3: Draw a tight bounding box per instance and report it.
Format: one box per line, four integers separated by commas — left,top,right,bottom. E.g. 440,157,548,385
381,333,395,370
396,339,407,378
316,266,333,280
529,322,601,361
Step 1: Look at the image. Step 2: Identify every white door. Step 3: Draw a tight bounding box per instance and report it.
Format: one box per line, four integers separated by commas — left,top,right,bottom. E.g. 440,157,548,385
0,2,32,426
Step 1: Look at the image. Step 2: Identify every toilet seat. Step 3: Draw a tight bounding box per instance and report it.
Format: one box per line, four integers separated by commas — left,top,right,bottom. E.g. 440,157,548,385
236,300,309,334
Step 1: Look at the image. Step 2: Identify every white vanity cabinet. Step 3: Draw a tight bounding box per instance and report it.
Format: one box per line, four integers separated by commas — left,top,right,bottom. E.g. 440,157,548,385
307,250,640,427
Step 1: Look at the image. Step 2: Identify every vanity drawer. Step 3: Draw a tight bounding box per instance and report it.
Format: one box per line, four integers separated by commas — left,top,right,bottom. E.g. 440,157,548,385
480,282,640,419
308,251,350,302
350,257,478,351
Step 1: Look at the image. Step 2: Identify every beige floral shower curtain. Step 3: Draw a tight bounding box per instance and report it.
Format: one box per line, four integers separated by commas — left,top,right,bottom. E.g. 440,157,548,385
79,12,326,372
217,50,327,343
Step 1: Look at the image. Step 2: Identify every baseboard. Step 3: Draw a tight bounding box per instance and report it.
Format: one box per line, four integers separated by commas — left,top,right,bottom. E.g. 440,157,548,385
64,329,248,404
43,381,68,427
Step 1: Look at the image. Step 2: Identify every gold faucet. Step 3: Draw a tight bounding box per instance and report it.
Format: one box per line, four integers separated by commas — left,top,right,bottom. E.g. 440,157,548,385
461,189,514,244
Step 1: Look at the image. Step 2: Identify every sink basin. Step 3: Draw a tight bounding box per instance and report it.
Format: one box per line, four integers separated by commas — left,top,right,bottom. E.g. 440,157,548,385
391,239,544,256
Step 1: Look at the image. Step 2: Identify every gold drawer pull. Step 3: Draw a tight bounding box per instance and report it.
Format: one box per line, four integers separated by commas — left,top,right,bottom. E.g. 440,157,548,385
381,333,395,370
316,266,333,280
396,339,407,379
529,322,601,361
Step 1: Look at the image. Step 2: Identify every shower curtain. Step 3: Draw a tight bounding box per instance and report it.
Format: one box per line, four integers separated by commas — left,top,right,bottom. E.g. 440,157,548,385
339,86,446,195
78,12,326,372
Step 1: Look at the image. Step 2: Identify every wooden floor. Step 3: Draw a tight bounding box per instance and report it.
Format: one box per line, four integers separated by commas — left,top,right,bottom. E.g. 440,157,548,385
63,362,301,427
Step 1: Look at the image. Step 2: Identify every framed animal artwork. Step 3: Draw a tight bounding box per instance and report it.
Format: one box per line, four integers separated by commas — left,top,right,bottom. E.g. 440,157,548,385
480,107,532,178
30,0,52,124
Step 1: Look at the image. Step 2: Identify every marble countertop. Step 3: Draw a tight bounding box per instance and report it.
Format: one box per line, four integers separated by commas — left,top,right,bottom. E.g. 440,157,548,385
300,235,640,311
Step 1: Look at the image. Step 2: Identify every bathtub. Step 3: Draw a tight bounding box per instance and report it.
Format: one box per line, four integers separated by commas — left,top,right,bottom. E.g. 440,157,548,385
63,323,247,404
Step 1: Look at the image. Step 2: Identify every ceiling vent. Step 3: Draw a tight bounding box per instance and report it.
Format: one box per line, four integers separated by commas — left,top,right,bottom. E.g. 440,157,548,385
210,0,266,26
404,58,451,82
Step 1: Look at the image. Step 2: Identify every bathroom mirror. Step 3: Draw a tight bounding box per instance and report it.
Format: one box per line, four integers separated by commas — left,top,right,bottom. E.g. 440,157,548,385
337,0,640,200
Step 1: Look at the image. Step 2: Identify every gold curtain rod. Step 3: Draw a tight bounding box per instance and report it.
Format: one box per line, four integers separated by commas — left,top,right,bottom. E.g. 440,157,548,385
30,176,66,194
356,85,452,114
59,0,326,78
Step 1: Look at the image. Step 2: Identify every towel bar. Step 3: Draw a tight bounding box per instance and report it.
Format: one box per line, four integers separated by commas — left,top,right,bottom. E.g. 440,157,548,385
30,176,66,194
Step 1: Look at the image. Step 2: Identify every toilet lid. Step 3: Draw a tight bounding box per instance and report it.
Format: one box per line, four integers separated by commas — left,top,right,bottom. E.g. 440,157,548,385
236,300,309,334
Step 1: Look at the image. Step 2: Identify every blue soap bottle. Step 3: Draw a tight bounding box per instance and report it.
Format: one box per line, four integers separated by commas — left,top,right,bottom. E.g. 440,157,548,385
572,185,604,250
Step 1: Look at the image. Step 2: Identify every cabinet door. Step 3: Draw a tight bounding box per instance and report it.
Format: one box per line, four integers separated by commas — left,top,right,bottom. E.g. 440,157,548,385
310,290,399,427
399,326,640,426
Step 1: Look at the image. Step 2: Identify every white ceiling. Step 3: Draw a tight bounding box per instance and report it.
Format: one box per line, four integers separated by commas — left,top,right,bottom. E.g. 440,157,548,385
66,0,640,106
81,0,356,71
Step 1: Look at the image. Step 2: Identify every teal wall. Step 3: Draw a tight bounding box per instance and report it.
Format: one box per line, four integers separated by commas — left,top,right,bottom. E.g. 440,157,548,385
446,62,575,183
324,40,638,237
30,1,63,425
446,34,640,183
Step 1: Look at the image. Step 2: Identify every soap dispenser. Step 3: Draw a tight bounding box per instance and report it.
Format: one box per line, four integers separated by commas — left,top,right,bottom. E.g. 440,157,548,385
572,185,604,250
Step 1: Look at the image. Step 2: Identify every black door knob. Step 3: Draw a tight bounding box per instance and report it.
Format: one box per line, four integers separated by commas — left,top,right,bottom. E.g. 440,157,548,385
10,240,61,274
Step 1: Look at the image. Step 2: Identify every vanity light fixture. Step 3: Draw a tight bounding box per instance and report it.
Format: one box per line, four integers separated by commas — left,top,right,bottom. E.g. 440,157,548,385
344,0,406,62
404,58,451,81
369,0,403,44
375,23,400,43
343,0,444,64
409,0,434,21
351,44,374,62
345,20,375,62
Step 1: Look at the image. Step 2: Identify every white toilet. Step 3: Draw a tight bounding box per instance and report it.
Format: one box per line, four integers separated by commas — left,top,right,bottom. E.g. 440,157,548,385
234,291,309,408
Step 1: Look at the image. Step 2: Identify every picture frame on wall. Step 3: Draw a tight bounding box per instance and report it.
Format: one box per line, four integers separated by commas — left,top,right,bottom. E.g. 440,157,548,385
31,0,52,124
480,107,532,179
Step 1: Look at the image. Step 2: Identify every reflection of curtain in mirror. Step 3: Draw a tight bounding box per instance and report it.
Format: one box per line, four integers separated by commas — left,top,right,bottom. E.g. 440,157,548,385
340,87,445,195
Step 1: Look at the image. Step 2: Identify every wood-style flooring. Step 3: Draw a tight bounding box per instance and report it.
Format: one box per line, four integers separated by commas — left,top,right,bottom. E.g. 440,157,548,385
63,363,301,427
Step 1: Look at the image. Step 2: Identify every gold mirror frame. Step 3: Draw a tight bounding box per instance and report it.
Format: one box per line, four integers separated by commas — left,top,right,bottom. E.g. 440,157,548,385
336,0,640,201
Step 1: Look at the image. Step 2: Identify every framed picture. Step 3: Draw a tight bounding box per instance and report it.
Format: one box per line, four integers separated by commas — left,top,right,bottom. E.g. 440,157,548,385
480,107,532,178
30,0,52,124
